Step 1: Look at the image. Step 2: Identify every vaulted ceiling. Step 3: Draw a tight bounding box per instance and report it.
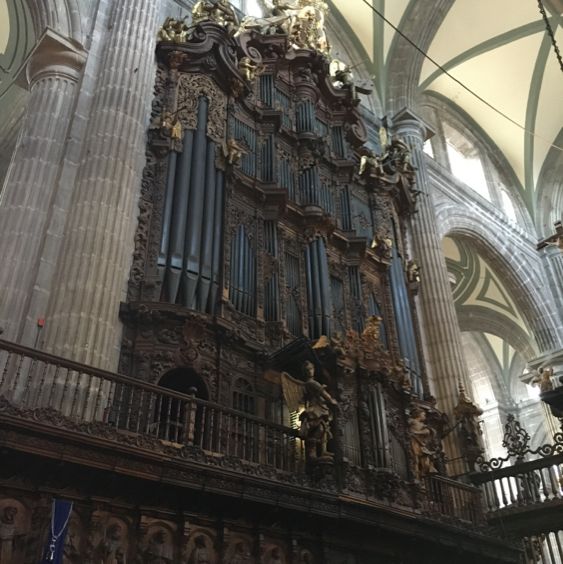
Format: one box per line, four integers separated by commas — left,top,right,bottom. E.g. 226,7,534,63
330,0,563,210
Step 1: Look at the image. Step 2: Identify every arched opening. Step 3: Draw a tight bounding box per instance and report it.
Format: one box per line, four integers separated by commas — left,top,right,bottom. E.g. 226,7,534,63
159,367,209,400
155,367,209,444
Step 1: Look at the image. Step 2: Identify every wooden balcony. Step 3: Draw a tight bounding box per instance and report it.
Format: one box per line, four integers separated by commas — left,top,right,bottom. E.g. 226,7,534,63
0,338,490,534
0,338,304,475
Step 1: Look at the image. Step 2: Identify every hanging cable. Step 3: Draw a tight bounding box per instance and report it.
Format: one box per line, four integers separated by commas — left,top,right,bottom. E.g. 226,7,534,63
358,0,563,152
537,0,563,72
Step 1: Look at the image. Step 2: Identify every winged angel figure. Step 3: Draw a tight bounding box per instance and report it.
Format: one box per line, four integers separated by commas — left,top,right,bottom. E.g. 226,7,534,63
279,360,338,460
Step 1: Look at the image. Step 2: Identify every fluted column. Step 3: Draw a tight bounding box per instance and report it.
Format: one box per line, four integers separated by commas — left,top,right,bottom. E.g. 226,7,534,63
41,0,159,370
394,108,471,472
0,30,85,344
541,246,563,329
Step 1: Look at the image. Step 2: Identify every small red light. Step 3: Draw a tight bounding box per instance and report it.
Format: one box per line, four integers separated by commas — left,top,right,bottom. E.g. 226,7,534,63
37,318,45,328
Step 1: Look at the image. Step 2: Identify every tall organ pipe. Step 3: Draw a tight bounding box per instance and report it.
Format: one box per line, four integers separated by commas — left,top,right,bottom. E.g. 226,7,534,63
208,171,224,314
317,237,332,335
158,151,178,287
182,97,209,308
165,130,193,302
230,227,240,310
389,243,422,396
198,141,217,310
305,246,315,336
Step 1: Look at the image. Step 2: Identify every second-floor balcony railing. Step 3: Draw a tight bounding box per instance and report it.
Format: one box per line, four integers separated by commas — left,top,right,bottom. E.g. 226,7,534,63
0,338,486,528
0,339,304,473
424,474,485,525
470,414,563,516
471,453,563,513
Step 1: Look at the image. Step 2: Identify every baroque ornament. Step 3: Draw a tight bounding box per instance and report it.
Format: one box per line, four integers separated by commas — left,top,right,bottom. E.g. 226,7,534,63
176,74,227,142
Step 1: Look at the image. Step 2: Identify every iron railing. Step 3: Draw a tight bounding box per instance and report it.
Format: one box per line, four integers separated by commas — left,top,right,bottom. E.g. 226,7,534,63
471,453,563,513
0,339,304,473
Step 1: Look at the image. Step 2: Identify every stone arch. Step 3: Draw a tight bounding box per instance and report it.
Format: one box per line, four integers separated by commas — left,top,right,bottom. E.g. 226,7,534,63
420,91,534,231
385,0,455,112
536,129,563,237
461,332,510,405
25,0,83,44
436,203,562,353
456,306,537,361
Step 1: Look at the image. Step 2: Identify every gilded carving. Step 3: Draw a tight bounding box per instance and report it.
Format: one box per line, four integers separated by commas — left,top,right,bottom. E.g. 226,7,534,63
176,74,227,143
158,17,190,44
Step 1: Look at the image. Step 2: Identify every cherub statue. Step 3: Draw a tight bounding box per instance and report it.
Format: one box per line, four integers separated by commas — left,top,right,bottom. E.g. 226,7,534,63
406,260,420,284
408,408,437,481
361,315,383,348
359,151,382,178
453,382,483,464
158,111,183,142
387,136,412,173
329,59,356,100
223,138,247,166
158,17,190,43
371,234,393,261
532,366,554,393
280,360,338,461
394,359,412,392
170,120,183,141
193,0,239,34
238,57,263,82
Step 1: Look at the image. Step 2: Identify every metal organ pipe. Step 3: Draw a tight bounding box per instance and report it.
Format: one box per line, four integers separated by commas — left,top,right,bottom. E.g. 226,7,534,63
159,96,224,314
208,170,224,314
182,97,209,308
164,130,193,302
158,151,177,287
317,237,332,336
389,242,423,396
198,141,217,311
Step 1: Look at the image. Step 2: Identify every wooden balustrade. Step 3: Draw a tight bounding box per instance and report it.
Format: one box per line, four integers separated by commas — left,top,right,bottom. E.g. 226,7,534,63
424,475,484,526
0,339,304,473
0,338,489,527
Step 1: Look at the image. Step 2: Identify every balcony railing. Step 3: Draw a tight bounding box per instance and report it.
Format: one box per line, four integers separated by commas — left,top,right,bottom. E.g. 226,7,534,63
424,475,485,526
471,453,563,513
469,414,563,515
0,338,487,528
0,339,304,473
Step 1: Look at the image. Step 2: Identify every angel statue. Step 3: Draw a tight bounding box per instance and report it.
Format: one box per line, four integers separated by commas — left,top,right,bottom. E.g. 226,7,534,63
281,360,338,461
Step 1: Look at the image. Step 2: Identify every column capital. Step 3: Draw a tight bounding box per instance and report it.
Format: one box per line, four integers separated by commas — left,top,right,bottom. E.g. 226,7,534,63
16,28,86,88
391,107,435,145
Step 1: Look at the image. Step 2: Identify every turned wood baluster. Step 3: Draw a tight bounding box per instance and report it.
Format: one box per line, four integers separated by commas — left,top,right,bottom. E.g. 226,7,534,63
34,360,49,408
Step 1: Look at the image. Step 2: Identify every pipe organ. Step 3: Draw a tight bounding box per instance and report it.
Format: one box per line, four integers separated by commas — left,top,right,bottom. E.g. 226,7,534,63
122,18,439,517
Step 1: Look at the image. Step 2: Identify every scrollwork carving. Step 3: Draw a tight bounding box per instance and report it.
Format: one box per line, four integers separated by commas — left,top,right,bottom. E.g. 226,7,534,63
176,74,227,143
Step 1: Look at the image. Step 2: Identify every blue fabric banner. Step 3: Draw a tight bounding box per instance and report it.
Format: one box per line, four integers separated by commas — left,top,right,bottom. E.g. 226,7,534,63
40,499,73,563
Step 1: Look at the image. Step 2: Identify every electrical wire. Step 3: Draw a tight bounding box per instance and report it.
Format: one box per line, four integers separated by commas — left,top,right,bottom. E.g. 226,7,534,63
358,0,563,152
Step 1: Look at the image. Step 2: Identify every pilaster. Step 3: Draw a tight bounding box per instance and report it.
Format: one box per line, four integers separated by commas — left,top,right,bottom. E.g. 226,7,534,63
41,0,160,369
0,29,85,343
393,107,473,474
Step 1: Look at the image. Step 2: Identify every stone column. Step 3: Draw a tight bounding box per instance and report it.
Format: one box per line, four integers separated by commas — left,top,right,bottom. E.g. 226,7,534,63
541,245,563,329
41,0,159,370
393,108,472,472
0,30,85,344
